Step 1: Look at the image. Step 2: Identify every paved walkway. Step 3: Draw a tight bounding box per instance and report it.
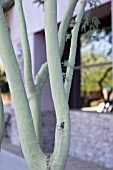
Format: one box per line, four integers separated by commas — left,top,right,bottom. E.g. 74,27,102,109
0,150,28,170
0,149,111,170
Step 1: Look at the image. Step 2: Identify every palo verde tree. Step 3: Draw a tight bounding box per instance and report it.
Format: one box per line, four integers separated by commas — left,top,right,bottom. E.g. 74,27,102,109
0,0,99,169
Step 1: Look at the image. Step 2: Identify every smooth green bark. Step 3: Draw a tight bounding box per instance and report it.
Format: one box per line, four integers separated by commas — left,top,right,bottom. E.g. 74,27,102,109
0,96,4,146
44,0,71,169
15,0,34,93
34,0,78,153
58,0,78,55
34,0,78,97
0,0,88,169
64,0,87,99
0,2,46,169
15,0,43,149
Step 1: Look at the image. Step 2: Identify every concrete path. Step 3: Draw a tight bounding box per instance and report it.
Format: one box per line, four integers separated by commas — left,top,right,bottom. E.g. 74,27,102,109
0,149,111,170
0,150,29,170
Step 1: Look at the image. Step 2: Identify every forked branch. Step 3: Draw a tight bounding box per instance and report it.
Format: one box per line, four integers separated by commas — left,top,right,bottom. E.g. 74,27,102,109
35,0,78,97
0,2,45,169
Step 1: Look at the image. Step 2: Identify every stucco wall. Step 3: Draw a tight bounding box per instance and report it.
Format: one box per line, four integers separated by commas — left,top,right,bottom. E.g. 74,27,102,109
70,110,113,169
7,107,56,152
8,0,111,41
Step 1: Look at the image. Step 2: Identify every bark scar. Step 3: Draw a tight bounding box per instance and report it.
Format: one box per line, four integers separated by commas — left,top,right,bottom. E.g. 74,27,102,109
46,155,51,170
57,122,65,130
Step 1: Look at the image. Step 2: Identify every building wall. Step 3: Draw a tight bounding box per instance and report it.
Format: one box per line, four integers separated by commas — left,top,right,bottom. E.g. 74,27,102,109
70,110,113,169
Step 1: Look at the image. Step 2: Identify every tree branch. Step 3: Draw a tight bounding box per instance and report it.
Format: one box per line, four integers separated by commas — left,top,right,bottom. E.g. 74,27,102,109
34,1,78,151
64,0,87,100
0,2,45,169
15,0,43,149
44,0,70,169
15,0,34,94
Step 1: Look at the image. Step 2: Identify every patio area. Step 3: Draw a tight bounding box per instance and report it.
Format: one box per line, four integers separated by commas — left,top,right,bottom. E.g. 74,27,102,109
0,149,111,170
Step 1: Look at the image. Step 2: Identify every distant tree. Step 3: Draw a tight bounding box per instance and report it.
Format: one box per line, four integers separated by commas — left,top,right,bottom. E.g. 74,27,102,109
81,27,112,93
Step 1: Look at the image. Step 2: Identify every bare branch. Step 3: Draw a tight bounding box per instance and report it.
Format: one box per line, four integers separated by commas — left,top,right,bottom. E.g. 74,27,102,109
0,95,4,147
44,0,70,169
35,0,78,89
64,0,87,100
58,0,78,57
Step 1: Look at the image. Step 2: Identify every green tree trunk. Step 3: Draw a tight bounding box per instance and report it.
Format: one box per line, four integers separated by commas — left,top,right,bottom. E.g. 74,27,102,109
0,0,87,169
44,0,71,169
64,0,87,99
15,0,43,149
0,2,46,169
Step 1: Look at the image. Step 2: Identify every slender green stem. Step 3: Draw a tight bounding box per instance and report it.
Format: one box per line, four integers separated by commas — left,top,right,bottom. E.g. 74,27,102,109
64,0,87,100
15,0,43,149
0,95,4,147
44,0,70,169
34,0,78,153
0,2,46,169
58,0,78,56
34,62,48,94
15,0,34,94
